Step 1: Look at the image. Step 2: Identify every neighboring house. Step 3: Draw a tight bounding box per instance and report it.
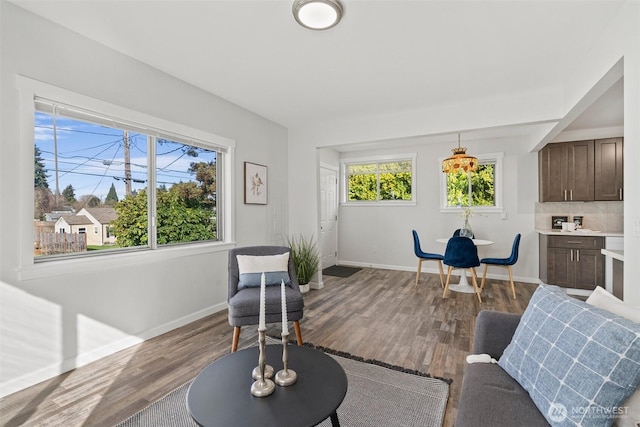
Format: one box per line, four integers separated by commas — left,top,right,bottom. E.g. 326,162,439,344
44,208,74,222
55,207,117,246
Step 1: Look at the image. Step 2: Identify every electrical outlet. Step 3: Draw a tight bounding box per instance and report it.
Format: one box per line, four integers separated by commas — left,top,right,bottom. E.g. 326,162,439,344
500,212,507,220
634,217,640,237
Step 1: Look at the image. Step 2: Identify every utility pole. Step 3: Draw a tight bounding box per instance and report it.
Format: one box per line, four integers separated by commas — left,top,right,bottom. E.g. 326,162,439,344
53,107,61,207
124,131,132,196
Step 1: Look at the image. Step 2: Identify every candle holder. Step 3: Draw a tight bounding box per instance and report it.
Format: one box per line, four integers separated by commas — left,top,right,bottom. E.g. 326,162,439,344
251,329,275,397
275,333,297,386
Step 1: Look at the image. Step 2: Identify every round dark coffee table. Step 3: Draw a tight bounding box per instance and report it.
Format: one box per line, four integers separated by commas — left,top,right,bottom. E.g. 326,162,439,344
187,344,348,427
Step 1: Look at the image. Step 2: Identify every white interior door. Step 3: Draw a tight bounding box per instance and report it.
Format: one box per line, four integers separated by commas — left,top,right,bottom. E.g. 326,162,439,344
319,166,338,269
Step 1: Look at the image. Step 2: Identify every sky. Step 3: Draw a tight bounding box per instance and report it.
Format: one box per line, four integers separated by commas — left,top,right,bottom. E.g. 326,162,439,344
35,112,217,204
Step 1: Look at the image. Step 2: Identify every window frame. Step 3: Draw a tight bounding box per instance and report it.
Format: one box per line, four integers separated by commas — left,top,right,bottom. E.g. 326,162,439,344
17,76,236,280
340,153,417,206
439,152,504,214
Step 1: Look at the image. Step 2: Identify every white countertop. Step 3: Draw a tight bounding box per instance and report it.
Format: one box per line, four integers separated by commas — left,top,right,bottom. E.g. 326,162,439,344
601,249,624,262
536,229,624,237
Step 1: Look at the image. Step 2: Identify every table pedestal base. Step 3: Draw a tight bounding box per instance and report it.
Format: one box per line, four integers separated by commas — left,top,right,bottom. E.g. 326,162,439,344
447,270,477,294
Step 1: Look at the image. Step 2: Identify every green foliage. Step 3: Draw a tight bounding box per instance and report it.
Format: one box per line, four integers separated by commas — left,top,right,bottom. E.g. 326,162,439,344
104,183,118,205
111,188,216,247
62,184,76,204
348,160,412,201
86,195,101,207
380,172,411,200
287,235,319,285
112,189,149,247
188,161,216,206
446,164,495,207
348,173,377,200
34,145,49,189
156,189,216,245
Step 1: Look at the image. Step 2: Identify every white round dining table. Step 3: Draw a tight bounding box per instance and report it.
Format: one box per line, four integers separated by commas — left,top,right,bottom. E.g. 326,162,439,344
436,238,494,293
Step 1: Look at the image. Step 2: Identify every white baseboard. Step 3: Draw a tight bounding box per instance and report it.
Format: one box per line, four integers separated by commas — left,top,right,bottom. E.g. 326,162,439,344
0,302,227,398
336,259,541,284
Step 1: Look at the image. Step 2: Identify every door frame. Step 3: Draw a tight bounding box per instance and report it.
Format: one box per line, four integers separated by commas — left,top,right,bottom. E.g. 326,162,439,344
317,162,339,289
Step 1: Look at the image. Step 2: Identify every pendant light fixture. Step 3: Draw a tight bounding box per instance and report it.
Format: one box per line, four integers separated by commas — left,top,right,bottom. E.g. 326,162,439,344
442,134,479,174
293,0,343,30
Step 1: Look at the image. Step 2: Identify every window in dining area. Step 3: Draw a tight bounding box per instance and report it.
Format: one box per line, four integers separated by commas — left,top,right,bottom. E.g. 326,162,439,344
442,153,503,211
342,154,416,204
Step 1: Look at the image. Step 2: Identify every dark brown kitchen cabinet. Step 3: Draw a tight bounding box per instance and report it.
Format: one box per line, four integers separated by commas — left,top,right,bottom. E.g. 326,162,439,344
594,138,624,200
539,140,594,202
539,235,604,290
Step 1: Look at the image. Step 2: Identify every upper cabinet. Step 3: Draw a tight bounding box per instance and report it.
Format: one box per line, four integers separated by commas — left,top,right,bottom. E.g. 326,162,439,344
539,140,594,202
594,138,624,201
539,138,623,202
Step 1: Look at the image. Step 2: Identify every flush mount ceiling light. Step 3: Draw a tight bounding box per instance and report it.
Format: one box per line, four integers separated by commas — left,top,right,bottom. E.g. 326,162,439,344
293,0,343,30
442,134,479,174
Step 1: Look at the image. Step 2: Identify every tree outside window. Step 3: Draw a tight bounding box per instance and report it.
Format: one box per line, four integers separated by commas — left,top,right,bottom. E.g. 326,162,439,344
34,101,221,259
445,161,496,207
346,157,414,202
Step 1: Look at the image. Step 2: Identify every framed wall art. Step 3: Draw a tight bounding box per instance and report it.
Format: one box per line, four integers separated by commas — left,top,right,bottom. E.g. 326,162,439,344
244,162,268,205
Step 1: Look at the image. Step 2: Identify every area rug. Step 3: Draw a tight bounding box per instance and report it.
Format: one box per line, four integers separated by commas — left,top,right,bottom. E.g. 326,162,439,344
322,265,362,278
116,342,450,427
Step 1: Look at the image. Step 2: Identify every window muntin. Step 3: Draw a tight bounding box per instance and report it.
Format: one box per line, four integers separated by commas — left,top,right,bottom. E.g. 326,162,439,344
344,155,415,203
441,153,503,211
34,99,222,260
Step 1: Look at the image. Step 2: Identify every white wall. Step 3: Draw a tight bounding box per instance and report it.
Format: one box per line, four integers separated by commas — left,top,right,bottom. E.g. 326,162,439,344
0,3,288,396
288,1,640,305
321,137,539,283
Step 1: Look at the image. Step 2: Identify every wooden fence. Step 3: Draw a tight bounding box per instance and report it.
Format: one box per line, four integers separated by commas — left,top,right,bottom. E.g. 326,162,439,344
35,231,87,256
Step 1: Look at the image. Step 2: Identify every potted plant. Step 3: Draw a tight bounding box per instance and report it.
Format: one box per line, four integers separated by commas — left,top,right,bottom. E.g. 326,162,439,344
287,234,319,293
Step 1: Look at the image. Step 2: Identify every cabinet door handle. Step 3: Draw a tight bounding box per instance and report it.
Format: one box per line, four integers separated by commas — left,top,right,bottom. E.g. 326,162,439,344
570,249,573,262
620,188,623,200
570,189,573,201
567,241,582,244
576,250,580,262
564,190,567,201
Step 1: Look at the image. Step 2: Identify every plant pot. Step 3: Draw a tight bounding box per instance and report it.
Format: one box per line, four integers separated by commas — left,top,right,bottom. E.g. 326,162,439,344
299,284,310,294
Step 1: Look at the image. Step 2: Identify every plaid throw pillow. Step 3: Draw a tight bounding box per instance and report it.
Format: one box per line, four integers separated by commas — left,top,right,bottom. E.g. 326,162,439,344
499,285,640,427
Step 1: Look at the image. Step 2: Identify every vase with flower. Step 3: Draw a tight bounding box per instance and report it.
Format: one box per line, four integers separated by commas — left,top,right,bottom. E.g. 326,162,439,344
460,207,474,238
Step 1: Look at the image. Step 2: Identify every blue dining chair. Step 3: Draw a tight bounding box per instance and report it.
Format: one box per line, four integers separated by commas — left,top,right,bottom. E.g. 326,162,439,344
412,230,444,287
480,234,521,299
442,236,482,302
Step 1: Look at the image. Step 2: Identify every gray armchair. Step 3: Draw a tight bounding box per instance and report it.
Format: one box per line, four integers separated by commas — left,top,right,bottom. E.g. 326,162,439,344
227,246,304,352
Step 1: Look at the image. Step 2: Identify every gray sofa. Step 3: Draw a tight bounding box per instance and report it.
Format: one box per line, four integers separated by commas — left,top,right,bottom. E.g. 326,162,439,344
455,310,549,426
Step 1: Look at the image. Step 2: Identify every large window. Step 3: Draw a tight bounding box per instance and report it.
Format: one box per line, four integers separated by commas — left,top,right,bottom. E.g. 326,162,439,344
441,153,503,211
33,98,224,260
342,154,416,204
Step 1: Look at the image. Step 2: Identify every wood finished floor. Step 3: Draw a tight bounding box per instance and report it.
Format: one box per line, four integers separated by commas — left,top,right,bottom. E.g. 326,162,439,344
0,268,537,427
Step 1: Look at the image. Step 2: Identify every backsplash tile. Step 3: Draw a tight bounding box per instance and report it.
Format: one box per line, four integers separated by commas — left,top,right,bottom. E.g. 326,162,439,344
534,202,624,232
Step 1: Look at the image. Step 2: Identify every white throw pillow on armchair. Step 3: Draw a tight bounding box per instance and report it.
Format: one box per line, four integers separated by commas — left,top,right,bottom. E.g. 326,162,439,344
586,287,640,427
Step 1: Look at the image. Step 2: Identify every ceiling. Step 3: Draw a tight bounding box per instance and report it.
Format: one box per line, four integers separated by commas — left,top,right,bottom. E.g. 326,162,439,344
11,0,625,143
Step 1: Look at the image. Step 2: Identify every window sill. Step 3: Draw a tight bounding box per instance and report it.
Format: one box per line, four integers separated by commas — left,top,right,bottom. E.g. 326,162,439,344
18,241,236,281
440,207,504,214
341,201,416,207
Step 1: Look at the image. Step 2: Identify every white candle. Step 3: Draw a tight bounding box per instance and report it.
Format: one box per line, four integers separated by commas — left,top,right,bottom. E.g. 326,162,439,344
281,279,289,335
259,272,266,331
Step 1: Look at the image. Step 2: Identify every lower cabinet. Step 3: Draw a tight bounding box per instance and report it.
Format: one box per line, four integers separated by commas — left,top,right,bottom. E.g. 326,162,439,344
540,235,605,290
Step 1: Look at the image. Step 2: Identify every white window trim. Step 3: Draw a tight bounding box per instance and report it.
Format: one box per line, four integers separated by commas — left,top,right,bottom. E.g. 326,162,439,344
340,153,417,206
439,152,503,214
17,76,236,278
